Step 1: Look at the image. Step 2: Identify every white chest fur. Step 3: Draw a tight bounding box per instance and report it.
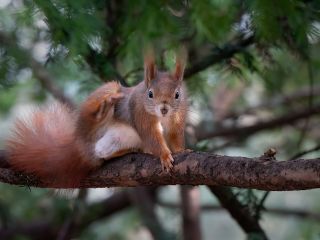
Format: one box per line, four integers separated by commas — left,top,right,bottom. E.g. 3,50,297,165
159,117,171,133
94,123,141,159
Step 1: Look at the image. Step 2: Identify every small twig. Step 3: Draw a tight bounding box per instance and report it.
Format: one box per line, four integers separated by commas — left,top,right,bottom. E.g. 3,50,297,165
257,143,320,216
290,144,320,160
185,35,254,78
295,62,315,149
85,47,129,87
255,191,271,218
196,103,320,140
113,70,129,87
158,201,320,222
224,84,320,120
30,60,75,108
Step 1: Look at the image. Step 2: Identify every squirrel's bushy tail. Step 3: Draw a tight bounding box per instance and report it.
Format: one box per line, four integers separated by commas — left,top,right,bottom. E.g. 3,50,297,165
6,102,92,187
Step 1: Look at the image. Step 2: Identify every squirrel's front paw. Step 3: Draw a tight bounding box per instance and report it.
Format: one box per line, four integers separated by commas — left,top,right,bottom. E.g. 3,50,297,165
160,152,174,172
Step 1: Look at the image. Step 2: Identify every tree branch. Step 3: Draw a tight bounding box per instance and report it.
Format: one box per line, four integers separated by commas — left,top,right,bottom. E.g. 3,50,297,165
184,36,254,78
0,31,74,108
196,103,320,140
85,47,129,87
223,84,320,120
289,144,320,160
209,186,268,239
180,186,202,240
56,189,87,240
0,220,56,240
0,190,132,239
129,187,175,240
1,150,320,190
158,202,320,222
30,60,75,108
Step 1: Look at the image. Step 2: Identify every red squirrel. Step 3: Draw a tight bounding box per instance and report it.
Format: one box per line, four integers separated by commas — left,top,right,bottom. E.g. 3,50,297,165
6,51,187,186
79,51,187,171
6,82,140,187
114,51,188,170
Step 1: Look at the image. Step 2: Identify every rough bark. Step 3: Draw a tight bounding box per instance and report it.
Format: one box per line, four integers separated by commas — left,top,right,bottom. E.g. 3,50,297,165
1,150,320,190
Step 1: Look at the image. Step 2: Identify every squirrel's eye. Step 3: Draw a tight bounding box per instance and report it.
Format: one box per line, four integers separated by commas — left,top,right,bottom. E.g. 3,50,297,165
175,91,180,99
148,90,153,99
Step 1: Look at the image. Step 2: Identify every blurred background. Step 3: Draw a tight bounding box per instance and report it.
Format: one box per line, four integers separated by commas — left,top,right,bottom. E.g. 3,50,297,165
0,0,320,239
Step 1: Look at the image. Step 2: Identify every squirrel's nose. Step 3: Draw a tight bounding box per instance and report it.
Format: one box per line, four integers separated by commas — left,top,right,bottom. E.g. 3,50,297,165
161,107,168,115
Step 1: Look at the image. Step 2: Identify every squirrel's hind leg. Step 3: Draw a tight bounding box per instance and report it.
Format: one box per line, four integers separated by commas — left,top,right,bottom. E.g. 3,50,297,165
94,124,141,160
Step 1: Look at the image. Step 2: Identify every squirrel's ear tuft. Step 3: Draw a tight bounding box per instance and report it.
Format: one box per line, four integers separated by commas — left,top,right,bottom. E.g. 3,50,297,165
144,48,157,87
173,47,187,82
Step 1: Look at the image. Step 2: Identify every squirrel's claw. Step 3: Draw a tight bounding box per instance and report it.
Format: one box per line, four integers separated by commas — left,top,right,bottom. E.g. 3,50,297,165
160,153,174,172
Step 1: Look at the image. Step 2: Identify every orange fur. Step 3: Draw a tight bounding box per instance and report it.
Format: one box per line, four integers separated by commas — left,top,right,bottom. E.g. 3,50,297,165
6,82,124,188
5,48,188,184
6,103,91,187
114,51,188,170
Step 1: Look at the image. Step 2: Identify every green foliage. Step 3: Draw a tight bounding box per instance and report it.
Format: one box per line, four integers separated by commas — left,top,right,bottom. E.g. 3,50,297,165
1,0,320,239
247,232,268,240
32,0,105,55
247,0,312,56
191,0,238,43
0,85,18,113
1,0,320,90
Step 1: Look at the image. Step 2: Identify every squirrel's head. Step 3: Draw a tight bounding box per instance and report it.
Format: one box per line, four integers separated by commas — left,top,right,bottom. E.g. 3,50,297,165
143,50,187,118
